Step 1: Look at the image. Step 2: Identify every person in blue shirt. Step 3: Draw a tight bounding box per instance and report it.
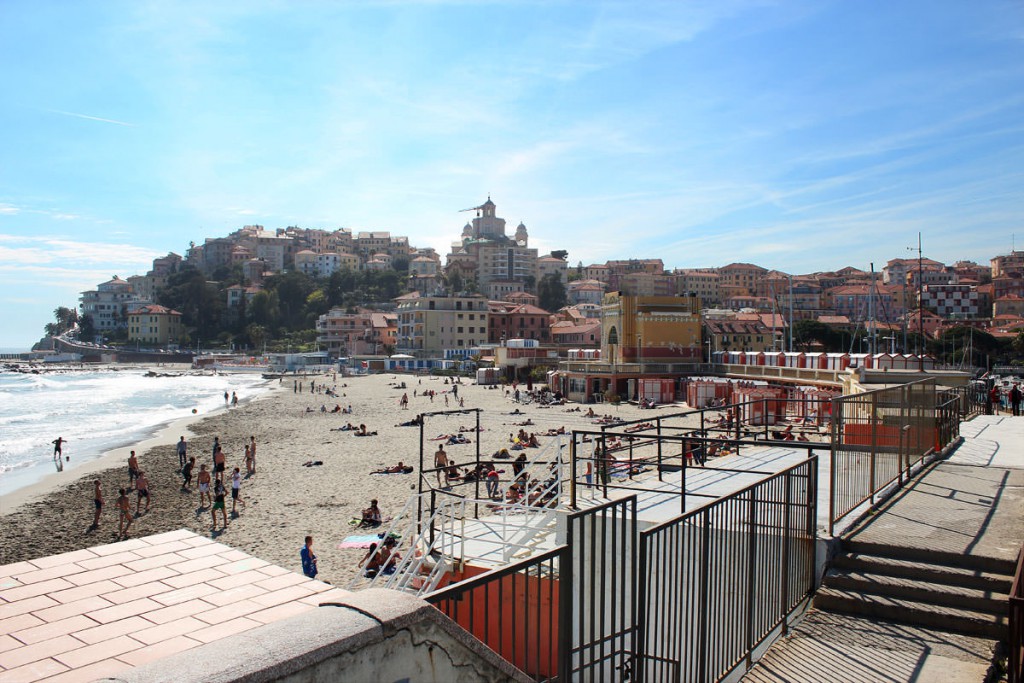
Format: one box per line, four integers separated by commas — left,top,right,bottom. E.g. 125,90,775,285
300,536,318,579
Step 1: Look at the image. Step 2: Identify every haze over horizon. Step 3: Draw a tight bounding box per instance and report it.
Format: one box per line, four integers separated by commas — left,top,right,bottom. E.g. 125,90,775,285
2,1,1022,348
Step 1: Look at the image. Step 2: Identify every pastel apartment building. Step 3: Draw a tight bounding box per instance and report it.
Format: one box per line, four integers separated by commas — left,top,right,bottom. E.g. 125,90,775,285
127,304,184,346
395,292,490,356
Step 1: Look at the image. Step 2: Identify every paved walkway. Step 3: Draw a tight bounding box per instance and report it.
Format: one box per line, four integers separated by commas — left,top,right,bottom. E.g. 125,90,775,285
0,529,349,683
744,415,1024,683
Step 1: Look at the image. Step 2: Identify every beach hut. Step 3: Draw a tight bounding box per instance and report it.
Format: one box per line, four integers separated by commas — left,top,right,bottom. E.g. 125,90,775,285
762,351,783,367
783,352,804,368
728,351,746,365
825,353,849,371
804,352,824,369
745,351,763,366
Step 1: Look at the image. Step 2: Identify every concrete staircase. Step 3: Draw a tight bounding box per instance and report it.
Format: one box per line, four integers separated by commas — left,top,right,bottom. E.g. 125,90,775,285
815,539,1014,640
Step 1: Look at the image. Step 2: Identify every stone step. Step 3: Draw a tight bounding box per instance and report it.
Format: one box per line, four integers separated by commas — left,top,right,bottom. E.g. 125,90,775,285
842,539,1017,575
832,553,1013,593
813,586,1008,640
822,569,1007,615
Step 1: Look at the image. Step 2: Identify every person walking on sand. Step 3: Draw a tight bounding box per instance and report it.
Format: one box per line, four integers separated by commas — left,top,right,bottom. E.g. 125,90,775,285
91,479,103,530
213,446,226,484
249,436,257,474
434,444,449,487
52,436,68,461
127,451,139,490
231,391,238,407
197,463,211,508
230,467,244,514
211,479,227,530
135,470,152,516
224,390,229,405
176,436,187,470
400,393,409,409
300,536,318,579
116,488,132,538
182,456,195,490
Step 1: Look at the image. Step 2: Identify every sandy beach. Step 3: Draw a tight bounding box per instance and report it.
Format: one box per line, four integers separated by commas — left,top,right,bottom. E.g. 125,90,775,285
1,372,688,585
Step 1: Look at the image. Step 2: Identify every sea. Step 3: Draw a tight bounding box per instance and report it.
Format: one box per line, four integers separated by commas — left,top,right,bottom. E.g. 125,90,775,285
0,367,272,497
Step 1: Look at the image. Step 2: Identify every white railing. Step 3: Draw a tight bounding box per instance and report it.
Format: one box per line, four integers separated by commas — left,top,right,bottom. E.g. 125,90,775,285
348,435,571,595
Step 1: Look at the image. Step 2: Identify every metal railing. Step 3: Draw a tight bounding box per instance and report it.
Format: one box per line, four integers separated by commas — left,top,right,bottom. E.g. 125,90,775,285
635,456,818,682
1011,543,1024,683
427,546,564,682
828,379,957,534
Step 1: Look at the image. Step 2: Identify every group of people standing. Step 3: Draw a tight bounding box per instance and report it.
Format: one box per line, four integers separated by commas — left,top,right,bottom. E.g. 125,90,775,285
987,383,1023,416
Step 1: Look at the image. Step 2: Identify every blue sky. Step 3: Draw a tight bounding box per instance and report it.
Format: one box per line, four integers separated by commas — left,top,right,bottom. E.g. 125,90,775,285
2,1,1022,348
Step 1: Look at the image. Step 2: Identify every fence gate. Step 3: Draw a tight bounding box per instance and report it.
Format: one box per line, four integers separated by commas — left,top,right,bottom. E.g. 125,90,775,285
560,496,638,682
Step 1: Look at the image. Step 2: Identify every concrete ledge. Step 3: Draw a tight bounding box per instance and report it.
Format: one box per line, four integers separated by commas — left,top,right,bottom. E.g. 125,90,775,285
108,589,530,683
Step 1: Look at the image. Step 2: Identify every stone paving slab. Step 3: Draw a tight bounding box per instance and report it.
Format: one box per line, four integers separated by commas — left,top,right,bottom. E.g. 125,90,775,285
743,610,997,683
845,460,1024,563
0,530,350,683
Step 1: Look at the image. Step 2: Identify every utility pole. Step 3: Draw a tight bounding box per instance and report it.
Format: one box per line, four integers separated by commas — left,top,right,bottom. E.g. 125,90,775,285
917,233,924,371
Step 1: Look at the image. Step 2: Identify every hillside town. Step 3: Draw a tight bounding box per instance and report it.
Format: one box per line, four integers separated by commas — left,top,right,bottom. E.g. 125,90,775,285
42,198,1021,381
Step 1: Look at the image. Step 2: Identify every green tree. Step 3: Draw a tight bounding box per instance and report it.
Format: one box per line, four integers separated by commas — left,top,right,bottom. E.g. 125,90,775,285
537,273,568,312
792,320,836,351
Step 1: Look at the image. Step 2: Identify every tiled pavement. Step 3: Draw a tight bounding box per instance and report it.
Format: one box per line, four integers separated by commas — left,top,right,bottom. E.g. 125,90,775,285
0,529,350,683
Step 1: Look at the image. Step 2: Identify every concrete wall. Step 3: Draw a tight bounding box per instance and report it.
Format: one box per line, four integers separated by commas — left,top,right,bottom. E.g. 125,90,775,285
112,589,530,683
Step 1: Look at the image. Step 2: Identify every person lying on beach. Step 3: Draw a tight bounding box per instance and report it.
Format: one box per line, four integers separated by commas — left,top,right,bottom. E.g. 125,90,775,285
353,424,378,436
446,434,471,445
512,419,534,426
330,404,342,413
543,427,566,436
302,460,324,467
373,462,413,474
492,448,512,459
396,416,423,427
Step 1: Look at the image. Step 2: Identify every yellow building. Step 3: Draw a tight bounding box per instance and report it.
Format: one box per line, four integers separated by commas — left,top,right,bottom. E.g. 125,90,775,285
127,305,184,347
601,292,703,365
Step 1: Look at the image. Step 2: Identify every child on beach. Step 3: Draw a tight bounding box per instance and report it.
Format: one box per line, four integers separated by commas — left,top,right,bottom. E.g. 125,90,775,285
197,463,211,508
231,467,244,514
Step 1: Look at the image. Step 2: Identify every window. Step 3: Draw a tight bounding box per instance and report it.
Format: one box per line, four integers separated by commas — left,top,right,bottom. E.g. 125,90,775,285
458,327,463,333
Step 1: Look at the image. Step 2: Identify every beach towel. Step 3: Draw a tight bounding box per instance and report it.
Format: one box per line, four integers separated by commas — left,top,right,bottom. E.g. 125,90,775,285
337,532,399,549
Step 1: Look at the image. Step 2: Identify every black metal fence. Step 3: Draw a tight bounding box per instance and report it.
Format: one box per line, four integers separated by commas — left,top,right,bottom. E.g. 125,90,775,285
427,546,563,680
1010,543,1024,683
828,378,962,534
426,456,818,682
635,456,818,682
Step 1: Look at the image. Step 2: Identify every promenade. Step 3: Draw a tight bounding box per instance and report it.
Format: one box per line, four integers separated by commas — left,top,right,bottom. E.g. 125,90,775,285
744,414,1024,682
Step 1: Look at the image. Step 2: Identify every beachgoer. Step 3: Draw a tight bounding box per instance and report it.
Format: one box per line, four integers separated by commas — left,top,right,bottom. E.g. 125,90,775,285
127,451,139,489
135,471,151,515
231,391,238,407
513,452,527,477
116,488,132,537
224,391,229,404
361,499,382,527
300,536,318,579
231,467,244,514
361,542,382,577
211,479,227,529
212,436,220,460
91,479,102,530
486,468,500,498
400,393,409,409
1012,384,1022,417
182,456,195,489
380,537,400,574
52,436,68,461
249,436,257,473
213,446,226,483
176,436,187,470
434,445,449,486
197,463,211,507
